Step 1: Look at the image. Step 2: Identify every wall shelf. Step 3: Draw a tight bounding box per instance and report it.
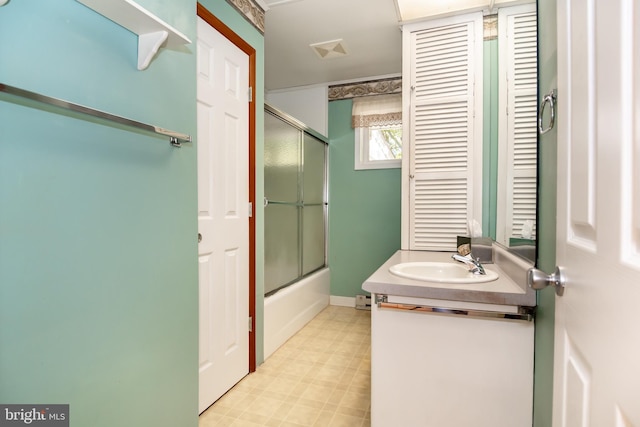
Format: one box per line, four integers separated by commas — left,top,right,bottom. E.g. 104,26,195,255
76,0,191,70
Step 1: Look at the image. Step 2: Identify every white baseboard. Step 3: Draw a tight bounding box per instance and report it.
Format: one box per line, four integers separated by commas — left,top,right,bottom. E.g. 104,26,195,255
330,295,356,307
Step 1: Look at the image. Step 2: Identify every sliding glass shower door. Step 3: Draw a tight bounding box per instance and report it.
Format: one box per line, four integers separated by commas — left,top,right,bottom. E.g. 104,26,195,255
264,105,327,296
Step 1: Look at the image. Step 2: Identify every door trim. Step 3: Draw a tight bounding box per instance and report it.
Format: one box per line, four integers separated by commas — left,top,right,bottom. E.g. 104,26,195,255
197,3,257,372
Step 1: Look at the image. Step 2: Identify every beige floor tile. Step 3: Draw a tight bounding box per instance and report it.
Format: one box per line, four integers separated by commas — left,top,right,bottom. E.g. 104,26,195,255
284,404,323,426
199,306,371,427
199,413,236,427
312,410,335,427
325,412,365,427
339,391,370,411
244,395,287,419
296,397,326,410
298,384,333,403
231,418,268,427
263,418,283,427
334,405,367,419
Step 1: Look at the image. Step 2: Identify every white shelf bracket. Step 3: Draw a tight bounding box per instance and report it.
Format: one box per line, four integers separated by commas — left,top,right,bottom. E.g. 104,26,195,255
138,30,169,70
76,0,191,71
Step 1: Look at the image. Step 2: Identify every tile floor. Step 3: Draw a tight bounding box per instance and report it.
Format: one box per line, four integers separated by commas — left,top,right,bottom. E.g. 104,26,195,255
199,305,371,427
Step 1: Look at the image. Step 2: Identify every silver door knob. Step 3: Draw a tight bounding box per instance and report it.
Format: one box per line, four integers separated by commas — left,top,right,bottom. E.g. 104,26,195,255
527,266,565,296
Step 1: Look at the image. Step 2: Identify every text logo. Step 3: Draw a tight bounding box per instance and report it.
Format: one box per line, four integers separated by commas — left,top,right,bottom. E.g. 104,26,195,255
0,405,68,427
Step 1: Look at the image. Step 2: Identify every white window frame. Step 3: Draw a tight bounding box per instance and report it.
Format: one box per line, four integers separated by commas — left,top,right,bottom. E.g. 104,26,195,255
355,125,402,170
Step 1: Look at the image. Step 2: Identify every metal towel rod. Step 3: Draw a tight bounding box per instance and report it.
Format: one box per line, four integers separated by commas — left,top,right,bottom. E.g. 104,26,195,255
375,295,535,322
0,82,192,147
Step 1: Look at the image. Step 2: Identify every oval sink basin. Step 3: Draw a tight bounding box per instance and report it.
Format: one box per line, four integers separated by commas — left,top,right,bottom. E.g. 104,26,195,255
389,262,499,284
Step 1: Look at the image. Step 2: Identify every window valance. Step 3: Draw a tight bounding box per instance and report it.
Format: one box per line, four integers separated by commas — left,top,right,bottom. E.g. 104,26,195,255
351,94,402,128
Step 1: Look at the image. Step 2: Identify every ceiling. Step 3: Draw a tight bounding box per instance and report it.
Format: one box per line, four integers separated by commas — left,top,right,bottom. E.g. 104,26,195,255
263,0,402,91
262,0,511,91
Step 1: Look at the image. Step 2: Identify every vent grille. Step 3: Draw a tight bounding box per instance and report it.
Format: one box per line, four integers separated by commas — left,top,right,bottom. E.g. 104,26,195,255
310,39,348,59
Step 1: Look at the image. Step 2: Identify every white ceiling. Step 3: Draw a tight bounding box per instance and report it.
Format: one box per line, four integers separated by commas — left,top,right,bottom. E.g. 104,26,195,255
263,0,402,91
263,0,514,91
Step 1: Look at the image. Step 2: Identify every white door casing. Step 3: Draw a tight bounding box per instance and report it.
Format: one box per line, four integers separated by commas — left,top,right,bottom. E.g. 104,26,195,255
197,17,249,414
554,0,640,425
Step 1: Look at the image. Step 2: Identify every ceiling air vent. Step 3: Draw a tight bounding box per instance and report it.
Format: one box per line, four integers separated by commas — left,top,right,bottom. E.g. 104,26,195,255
310,39,349,59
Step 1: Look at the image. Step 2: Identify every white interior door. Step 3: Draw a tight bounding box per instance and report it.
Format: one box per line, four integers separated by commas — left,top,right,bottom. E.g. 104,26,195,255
197,16,249,414
553,0,640,425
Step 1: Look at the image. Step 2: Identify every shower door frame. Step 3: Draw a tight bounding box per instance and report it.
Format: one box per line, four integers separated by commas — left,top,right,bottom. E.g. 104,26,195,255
264,103,329,297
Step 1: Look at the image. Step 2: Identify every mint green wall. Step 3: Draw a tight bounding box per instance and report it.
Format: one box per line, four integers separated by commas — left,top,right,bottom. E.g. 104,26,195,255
328,99,402,297
483,39,499,240
0,1,197,426
199,0,266,365
0,1,266,426
533,0,557,425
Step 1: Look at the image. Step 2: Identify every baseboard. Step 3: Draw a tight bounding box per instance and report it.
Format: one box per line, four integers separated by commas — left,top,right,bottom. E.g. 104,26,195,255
330,295,356,307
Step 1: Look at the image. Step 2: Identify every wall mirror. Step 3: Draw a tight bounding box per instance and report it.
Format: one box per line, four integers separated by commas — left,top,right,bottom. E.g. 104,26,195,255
402,4,539,264
492,3,538,265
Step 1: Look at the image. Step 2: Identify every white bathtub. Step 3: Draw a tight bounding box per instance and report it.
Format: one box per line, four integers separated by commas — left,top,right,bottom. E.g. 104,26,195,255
263,268,330,359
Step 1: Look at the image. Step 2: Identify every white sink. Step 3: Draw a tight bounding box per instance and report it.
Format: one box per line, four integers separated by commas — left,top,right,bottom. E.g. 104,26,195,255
389,262,499,284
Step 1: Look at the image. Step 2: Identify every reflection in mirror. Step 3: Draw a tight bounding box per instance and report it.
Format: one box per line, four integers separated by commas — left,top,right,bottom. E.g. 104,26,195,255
494,3,538,264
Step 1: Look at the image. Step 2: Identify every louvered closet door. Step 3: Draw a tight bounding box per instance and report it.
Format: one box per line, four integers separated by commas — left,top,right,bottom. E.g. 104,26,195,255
408,14,483,251
497,4,538,244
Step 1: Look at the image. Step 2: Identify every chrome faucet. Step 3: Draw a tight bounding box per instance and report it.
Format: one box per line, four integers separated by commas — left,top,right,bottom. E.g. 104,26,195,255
452,253,486,275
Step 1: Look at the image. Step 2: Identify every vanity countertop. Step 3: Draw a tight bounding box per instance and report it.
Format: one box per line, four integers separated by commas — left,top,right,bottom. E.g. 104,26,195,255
363,249,536,307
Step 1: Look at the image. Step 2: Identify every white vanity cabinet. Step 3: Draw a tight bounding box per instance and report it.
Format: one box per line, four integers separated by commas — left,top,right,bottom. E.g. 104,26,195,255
370,294,534,427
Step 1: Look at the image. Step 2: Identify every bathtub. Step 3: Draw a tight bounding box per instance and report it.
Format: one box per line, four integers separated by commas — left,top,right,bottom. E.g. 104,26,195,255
263,267,330,359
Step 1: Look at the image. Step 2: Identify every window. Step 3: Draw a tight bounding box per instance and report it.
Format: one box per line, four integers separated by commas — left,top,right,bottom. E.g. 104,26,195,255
352,93,402,170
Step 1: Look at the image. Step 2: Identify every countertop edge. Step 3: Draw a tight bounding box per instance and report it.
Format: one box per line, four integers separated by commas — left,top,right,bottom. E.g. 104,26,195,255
362,250,537,307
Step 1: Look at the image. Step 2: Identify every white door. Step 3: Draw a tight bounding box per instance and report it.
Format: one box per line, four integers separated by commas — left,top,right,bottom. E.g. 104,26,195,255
553,0,640,425
196,17,249,414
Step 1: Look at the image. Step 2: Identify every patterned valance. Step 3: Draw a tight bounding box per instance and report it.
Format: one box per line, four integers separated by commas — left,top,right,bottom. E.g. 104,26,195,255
225,0,265,34
329,77,402,101
351,93,402,128
484,14,498,40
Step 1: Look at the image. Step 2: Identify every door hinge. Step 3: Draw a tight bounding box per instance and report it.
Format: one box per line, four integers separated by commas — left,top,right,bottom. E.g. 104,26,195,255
248,201,253,218
506,85,509,115
248,86,253,103
248,316,253,332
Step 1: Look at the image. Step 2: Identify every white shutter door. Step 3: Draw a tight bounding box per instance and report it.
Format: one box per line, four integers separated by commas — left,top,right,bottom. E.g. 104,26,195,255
408,14,483,251
497,5,538,244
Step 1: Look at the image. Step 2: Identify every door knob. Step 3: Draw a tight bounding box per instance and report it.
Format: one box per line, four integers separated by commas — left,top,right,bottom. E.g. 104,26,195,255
527,266,565,296
198,233,202,243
